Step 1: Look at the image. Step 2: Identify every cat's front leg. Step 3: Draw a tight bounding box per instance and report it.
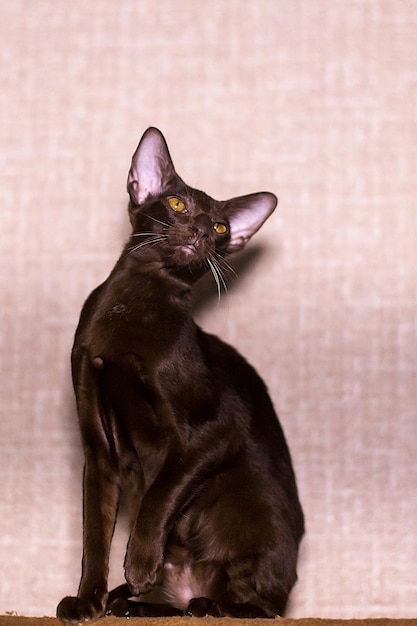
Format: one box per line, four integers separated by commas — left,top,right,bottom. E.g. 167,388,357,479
123,457,188,595
57,449,120,623
123,442,229,595
57,594,107,625
57,350,122,623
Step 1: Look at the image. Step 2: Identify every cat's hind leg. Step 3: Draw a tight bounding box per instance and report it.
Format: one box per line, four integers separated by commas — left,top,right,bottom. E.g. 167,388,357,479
105,583,182,617
186,597,275,618
106,599,182,617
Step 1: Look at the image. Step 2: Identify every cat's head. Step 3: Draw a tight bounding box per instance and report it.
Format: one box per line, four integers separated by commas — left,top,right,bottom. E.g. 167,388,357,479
126,127,277,284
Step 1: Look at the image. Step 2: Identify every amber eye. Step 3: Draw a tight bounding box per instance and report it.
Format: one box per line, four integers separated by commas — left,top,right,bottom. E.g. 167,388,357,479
168,197,186,212
213,222,228,235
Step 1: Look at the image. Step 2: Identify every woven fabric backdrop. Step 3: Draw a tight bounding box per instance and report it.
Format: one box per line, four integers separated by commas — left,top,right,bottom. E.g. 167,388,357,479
1,0,416,618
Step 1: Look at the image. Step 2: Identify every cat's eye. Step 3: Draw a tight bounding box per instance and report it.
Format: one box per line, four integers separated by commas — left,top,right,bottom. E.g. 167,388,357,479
168,197,186,213
213,222,228,235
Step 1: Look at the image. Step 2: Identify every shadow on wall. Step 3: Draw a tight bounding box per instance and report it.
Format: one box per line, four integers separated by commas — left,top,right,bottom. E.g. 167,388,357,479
192,244,275,314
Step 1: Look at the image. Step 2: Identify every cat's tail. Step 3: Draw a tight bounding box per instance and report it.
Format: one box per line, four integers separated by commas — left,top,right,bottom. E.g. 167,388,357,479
107,583,132,604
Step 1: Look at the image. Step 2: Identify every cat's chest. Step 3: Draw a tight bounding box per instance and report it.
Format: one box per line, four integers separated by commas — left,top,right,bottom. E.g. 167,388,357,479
78,288,194,390
78,289,212,435
105,297,162,328
76,268,201,395
89,297,184,360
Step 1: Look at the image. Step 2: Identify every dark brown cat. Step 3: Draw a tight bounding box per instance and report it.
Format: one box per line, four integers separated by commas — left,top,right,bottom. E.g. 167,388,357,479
57,127,304,622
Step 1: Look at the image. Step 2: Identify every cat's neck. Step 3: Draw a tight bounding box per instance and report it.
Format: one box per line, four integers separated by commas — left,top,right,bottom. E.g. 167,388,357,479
113,251,194,315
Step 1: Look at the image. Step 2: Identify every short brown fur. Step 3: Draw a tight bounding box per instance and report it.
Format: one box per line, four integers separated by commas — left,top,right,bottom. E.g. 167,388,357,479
57,128,304,622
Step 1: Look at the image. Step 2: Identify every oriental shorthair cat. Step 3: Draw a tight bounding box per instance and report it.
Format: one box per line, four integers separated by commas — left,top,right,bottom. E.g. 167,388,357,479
57,127,304,622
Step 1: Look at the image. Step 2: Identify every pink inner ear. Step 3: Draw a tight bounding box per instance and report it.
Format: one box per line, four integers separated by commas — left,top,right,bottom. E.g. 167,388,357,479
127,128,175,205
227,193,277,252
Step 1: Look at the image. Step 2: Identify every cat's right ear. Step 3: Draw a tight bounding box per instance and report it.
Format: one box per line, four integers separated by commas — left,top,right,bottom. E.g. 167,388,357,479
127,127,176,205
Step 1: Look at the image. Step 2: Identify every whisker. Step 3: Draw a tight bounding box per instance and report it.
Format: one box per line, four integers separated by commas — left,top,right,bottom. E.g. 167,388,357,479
212,251,238,278
177,178,191,200
207,258,222,301
127,236,166,256
209,255,228,294
142,212,171,228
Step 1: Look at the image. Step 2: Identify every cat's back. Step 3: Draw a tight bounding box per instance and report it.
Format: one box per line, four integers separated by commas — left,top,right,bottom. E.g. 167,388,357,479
197,326,302,498
197,326,273,405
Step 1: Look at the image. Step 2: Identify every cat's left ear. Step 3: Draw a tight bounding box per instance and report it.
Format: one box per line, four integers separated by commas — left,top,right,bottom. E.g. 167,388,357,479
127,127,176,205
224,192,277,253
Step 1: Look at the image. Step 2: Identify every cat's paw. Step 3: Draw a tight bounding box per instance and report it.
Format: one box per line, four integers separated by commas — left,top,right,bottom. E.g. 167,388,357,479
56,595,105,624
106,598,131,617
186,597,213,617
124,563,162,596
124,541,163,596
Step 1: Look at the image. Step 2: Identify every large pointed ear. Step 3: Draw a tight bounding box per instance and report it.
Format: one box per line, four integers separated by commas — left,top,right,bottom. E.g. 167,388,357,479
127,127,176,205
224,192,277,253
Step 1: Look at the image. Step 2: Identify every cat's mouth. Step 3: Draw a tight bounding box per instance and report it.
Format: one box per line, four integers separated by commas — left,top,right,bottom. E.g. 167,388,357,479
181,244,197,256
181,243,201,256
179,239,213,264
181,233,212,254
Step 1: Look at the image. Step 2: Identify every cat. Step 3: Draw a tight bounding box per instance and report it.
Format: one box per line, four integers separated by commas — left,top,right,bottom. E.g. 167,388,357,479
57,127,304,622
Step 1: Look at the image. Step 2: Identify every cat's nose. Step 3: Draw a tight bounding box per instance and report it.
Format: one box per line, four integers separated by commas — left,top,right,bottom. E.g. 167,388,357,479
191,213,212,239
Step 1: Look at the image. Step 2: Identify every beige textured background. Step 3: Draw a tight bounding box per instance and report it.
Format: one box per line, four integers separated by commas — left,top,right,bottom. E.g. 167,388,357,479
1,0,416,619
